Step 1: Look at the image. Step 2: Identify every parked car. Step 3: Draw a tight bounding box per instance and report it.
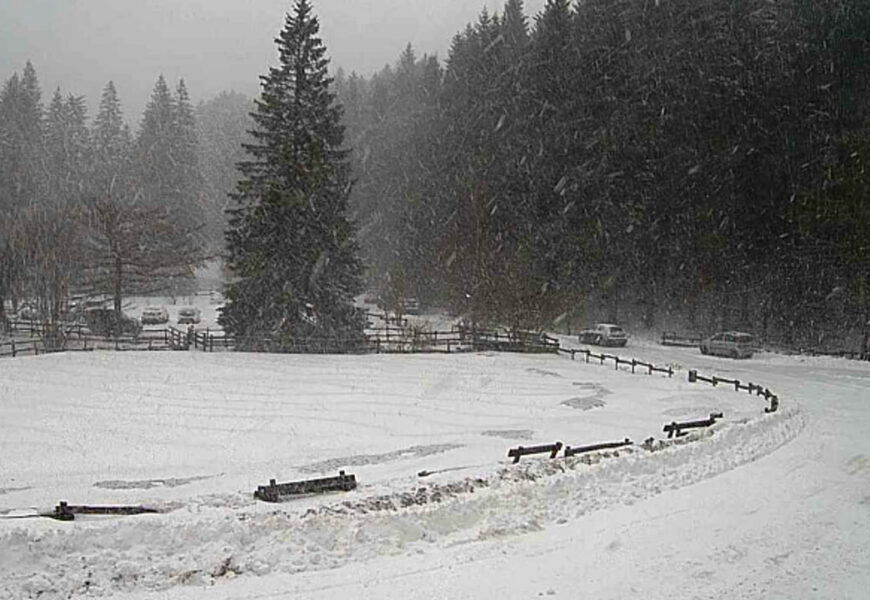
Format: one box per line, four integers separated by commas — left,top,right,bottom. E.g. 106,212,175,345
177,307,202,324
16,303,39,321
140,306,169,325
578,323,629,347
699,331,755,358
83,308,142,337
402,297,421,315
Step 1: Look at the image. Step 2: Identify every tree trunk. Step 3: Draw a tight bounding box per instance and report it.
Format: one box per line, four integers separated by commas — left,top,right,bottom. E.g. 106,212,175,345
114,256,123,338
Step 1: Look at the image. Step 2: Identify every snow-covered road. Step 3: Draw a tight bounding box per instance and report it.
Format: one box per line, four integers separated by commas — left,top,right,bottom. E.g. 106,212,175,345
251,344,870,600
1,340,867,599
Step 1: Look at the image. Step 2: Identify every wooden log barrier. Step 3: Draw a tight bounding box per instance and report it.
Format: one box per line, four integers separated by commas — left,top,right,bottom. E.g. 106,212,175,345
765,395,780,413
507,441,563,464
662,412,724,439
51,501,159,521
563,438,633,458
254,470,357,502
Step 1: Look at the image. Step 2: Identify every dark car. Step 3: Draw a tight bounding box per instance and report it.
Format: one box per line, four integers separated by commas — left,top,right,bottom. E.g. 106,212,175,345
402,297,421,315
177,307,202,324
83,308,142,337
141,306,169,325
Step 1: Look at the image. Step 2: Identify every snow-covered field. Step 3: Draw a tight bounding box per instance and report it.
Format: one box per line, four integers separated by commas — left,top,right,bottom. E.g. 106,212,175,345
1,334,868,599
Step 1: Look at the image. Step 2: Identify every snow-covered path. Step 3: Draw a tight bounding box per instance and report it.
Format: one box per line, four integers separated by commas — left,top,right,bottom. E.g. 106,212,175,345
1,341,867,599
271,344,869,600
118,343,868,600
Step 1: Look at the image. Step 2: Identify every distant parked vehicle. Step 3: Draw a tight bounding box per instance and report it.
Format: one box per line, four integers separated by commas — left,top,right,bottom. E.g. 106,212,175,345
402,297,421,315
140,306,169,325
700,331,755,359
83,308,142,337
578,323,629,347
16,303,39,321
177,307,202,324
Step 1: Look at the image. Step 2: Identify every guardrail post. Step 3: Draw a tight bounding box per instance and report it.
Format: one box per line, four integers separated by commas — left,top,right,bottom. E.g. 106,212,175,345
688,369,697,383
11,339,15,358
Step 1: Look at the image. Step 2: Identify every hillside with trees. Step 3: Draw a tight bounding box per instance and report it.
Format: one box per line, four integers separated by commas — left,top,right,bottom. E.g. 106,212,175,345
338,0,870,349
0,65,206,343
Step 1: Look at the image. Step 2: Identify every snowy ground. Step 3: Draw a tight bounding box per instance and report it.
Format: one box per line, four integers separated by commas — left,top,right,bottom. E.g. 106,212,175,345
0,332,867,599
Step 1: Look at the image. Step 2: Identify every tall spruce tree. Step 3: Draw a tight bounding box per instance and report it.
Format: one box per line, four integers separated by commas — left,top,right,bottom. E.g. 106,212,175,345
221,0,365,349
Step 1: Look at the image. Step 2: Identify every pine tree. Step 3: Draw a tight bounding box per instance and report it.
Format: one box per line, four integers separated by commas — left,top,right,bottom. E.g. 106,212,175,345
82,80,204,320
221,0,365,350
0,63,44,325
172,79,205,234
137,75,177,210
196,91,254,249
133,75,205,299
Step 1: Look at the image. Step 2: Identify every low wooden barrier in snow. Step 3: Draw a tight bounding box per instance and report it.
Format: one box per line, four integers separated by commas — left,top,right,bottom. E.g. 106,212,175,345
254,471,357,502
687,369,779,412
662,412,723,438
563,438,633,458
507,441,563,463
50,501,158,521
560,347,674,377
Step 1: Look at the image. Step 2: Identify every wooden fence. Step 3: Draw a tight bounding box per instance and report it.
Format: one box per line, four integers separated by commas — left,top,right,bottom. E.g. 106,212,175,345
559,346,674,377
191,326,560,355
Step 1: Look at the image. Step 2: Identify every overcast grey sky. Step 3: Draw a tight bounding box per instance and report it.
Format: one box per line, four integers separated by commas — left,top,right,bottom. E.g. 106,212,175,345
1,0,546,123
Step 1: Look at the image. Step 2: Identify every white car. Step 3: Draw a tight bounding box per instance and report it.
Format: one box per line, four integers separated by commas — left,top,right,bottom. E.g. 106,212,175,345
578,323,628,347
700,331,755,358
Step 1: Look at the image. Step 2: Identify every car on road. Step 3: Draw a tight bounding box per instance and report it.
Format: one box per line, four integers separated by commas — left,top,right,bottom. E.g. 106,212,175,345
140,306,169,325
83,308,142,337
699,331,755,359
578,323,629,347
177,307,202,325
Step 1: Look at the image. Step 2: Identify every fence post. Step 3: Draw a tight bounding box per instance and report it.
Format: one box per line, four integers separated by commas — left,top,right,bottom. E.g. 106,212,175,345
11,339,15,358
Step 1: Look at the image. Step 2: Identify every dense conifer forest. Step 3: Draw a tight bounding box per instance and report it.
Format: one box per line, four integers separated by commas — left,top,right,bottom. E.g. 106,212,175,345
2,0,870,350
